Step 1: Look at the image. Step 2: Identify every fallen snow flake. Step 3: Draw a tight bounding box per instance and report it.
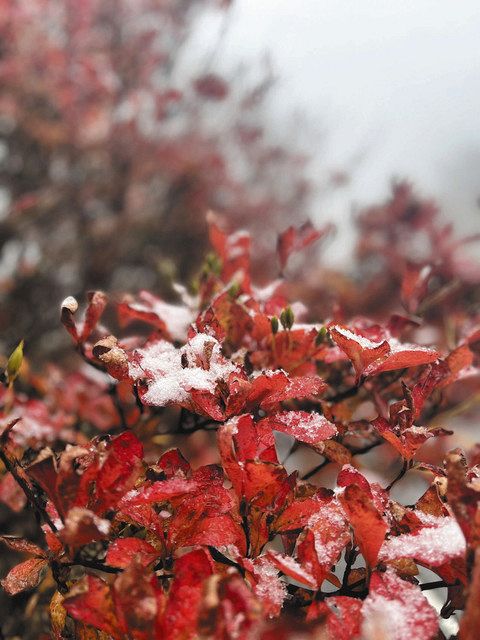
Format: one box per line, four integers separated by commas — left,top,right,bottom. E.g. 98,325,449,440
361,569,438,640
379,514,466,566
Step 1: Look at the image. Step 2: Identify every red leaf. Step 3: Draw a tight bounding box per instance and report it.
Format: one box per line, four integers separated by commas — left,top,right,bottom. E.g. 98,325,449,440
64,575,119,637
373,416,433,459
329,324,438,380
307,596,362,638
329,324,390,380
1,558,47,595
274,491,332,533
0,536,46,558
95,432,144,513
296,499,350,587
106,538,158,569
277,222,333,270
194,73,229,100
0,473,27,512
337,465,372,495
80,290,107,343
112,560,158,638
160,549,214,639
361,569,438,640
262,410,337,445
118,290,192,342
118,477,200,508
59,507,110,548
339,484,388,567
401,264,432,313
266,550,317,589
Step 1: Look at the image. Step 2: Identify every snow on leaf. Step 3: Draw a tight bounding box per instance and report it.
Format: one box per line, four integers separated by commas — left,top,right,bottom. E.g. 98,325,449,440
361,569,438,640
307,596,362,638
379,513,466,566
118,290,193,342
59,507,110,548
266,550,317,589
133,334,238,418
296,499,350,587
249,556,287,617
329,324,438,380
264,410,337,445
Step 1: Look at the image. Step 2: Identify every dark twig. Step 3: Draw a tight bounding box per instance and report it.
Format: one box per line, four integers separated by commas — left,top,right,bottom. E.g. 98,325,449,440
0,446,57,532
385,459,410,491
420,579,460,592
302,457,329,481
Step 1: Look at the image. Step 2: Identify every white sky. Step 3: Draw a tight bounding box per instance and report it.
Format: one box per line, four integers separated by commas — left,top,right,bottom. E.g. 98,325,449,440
192,0,480,256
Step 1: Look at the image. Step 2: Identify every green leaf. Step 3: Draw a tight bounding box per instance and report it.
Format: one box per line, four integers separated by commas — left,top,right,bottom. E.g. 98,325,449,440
6,339,24,385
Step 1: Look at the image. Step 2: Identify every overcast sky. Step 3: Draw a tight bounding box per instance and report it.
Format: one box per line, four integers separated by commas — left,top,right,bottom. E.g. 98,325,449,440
193,0,480,252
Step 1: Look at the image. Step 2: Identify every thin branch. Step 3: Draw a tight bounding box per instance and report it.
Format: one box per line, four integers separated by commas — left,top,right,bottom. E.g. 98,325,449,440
385,459,410,492
302,457,329,481
0,446,57,532
420,579,460,591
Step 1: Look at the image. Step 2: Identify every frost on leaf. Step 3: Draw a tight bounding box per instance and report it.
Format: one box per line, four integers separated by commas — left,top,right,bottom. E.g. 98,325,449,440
263,410,337,445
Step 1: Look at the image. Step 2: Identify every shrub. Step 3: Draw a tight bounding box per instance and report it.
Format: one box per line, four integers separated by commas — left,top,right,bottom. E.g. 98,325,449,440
0,205,479,639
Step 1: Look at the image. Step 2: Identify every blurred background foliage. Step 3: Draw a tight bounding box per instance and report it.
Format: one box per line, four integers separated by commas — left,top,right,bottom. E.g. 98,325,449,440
0,0,478,366
0,0,315,362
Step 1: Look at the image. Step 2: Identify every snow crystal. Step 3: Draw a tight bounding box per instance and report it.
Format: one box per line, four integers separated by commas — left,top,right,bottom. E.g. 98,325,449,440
379,513,466,566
